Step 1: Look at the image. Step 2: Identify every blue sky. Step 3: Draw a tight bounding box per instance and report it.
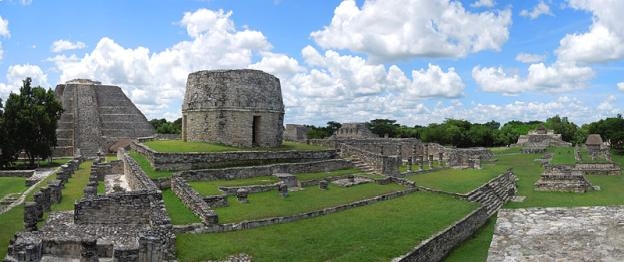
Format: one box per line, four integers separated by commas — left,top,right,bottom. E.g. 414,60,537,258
0,0,623,126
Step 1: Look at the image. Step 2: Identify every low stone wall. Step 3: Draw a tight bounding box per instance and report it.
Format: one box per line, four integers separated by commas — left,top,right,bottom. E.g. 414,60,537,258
74,191,160,225
119,148,159,191
338,143,400,176
131,141,337,171
178,188,419,234
170,176,219,225
0,170,35,177
391,207,489,262
178,159,352,181
574,163,621,175
218,184,277,195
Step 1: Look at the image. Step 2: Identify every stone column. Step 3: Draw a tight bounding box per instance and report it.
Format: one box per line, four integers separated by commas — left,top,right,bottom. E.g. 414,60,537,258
419,155,424,171
33,192,44,219
278,184,288,198
407,157,412,172
319,180,329,190
80,239,98,262
24,202,38,231
84,186,96,199
236,188,249,203
40,187,51,211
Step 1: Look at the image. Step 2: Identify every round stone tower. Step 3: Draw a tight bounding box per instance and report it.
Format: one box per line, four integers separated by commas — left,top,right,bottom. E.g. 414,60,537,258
181,69,285,147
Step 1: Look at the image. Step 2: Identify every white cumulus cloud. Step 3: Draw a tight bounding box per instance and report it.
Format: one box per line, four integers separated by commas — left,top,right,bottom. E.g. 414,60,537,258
515,53,545,63
472,62,594,95
618,82,624,91
51,40,86,53
310,0,511,61
471,0,495,8
556,0,624,63
0,64,49,98
0,16,9,38
520,1,553,20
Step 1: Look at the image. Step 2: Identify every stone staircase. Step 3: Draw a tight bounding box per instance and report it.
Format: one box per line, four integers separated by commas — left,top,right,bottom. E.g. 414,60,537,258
466,172,517,216
349,158,381,176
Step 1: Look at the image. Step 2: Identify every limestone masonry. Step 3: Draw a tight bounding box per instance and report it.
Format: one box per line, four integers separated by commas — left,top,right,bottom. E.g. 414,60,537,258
54,79,155,157
181,69,285,147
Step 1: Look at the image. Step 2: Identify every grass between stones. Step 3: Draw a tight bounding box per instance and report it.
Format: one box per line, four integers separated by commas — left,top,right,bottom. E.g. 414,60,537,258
444,216,497,262
549,147,576,165
162,189,201,225
0,206,23,259
214,183,405,224
143,140,329,153
405,163,508,194
128,151,171,179
176,191,479,262
50,161,92,211
0,177,27,199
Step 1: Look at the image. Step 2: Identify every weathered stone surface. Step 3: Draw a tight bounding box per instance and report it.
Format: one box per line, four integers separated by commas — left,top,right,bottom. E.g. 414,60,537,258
319,179,329,190
54,79,155,157
181,69,284,147
273,173,297,188
284,124,309,142
333,123,378,138
236,188,249,203
488,206,624,261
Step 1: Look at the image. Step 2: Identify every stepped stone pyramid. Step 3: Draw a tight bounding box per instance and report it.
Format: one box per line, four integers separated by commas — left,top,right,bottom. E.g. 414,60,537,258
54,79,155,157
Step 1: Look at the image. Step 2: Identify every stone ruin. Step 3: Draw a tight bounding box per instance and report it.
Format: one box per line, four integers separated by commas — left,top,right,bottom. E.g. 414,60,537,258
515,125,571,152
585,133,605,156
181,69,285,147
333,123,378,139
5,150,175,261
534,165,593,193
54,79,155,157
284,124,309,142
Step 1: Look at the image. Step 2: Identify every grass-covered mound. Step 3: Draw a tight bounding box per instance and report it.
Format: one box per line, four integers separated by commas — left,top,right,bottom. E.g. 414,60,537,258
177,191,479,262
143,140,329,153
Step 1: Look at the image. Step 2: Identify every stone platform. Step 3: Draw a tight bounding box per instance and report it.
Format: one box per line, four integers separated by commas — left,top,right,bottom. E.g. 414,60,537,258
488,206,624,261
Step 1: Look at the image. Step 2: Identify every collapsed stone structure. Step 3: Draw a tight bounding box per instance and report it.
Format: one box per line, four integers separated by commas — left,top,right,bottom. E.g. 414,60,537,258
5,150,175,261
333,123,378,138
534,165,593,193
181,69,285,147
515,125,571,153
54,79,155,157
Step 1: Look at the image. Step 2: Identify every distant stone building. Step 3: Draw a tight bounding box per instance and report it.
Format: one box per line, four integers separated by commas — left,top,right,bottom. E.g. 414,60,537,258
284,124,309,142
181,69,285,147
54,79,155,157
515,125,571,149
334,123,378,138
585,134,604,155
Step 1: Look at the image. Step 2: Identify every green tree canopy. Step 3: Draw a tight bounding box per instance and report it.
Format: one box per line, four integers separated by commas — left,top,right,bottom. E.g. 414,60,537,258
3,78,63,167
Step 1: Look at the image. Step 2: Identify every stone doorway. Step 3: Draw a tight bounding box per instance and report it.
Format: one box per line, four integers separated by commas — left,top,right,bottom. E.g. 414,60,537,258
252,115,261,146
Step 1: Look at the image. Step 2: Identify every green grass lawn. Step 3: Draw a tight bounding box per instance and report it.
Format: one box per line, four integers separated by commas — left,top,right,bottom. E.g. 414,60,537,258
0,177,27,199
294,167,381,180
162,189,201,225
549,147,576,165
177,191,479,262
215,183,405,224
444,216,497,262
404,163,508,194
0,206,23,259
128,151,171,179
143,140,329,153
105,154,118,162
51,161,92,211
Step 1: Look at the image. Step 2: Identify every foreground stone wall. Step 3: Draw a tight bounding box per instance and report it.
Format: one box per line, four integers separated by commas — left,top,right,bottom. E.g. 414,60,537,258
0,170,35,177
178,159,352,181
170,176,218,225
74,191,158,225
131,141,337,171
392,207,489,262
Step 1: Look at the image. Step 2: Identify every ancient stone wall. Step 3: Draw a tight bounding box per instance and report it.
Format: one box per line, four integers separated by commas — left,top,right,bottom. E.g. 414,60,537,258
466,171,517,215
131,141,337,171
284,124,309,141
170,176,219,225
574,163,621,175
178,159,352,181
338,143,401,176
391,207,489,262
0,170,34,177
333,123,378,138
74,191,159,225
182,69,284,147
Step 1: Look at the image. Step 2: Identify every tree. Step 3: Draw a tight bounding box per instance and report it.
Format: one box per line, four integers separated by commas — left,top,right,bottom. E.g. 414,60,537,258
0,98,18,168
305,121,342,139
3,78,63,167
149,118,182,134
367,119,399,137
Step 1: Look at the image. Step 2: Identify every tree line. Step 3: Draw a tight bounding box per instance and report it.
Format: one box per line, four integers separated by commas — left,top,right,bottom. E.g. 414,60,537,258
305,115,624,152
0,78,63,168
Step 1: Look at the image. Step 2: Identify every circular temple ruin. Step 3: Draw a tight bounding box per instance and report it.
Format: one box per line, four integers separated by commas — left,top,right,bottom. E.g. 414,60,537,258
181,69,285,147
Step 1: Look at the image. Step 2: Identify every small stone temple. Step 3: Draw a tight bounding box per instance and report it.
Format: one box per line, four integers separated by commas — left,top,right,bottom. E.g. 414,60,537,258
515,125,571,151
181,69,285,147
54,79,155,157
585,134,604,155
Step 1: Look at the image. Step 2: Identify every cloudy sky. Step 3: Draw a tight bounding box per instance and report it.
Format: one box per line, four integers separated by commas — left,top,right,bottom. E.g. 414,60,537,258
0,0,623,126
